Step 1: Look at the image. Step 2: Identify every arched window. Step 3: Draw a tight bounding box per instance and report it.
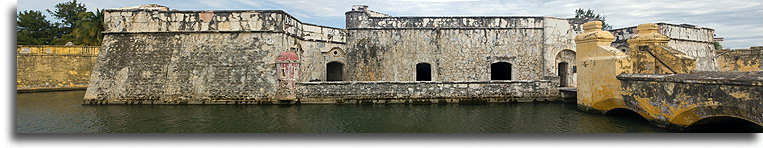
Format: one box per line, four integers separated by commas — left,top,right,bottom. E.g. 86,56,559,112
326,62,343,81
416,63,431,81
491,62,511,80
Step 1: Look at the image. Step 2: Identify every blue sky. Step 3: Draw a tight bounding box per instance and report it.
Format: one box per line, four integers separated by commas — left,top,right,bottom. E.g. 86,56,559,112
17,0,762,49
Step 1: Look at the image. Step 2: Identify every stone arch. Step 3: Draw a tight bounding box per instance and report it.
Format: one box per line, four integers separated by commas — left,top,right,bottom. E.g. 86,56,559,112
490,62,512,80
416,63,432,81
684,116,763,132
671,106,763,131
555,50,576,87
605,108,649,121
326,61,344,81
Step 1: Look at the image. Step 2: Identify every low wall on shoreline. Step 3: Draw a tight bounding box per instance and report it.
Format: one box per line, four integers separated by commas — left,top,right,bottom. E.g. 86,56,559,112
297,80,561,104
16,45,99,92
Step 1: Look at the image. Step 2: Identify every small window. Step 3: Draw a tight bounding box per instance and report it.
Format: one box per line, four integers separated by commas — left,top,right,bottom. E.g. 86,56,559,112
491,62,512,80
416,63,431,81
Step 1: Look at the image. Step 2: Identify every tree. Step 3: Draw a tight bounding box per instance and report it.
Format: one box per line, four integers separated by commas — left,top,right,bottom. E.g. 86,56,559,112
17,10,56,45
46,0,87,38
714,42,723,50
70,9,104,46
574,8,612,30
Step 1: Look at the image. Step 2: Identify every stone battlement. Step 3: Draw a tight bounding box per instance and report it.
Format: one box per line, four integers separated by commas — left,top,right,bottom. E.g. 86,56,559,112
104,5,346,43
346,5,564,29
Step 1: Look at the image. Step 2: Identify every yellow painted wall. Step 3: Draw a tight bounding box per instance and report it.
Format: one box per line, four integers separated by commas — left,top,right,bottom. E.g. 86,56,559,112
575,21,633,112
16,45,99,91
716,48,762,71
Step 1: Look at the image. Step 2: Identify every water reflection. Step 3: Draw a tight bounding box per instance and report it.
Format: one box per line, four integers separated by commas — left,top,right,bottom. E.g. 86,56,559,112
17,91,673,133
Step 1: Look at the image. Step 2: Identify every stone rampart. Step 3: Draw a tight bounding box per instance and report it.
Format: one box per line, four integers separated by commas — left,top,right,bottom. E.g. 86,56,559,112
716,47,762,71
609,23,718,71
17,45,99,92
104,9,345,43
85,6,348,103
297,80,560,104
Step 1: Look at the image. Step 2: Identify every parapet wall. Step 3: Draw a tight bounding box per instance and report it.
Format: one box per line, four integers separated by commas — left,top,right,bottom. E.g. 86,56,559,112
618,72,763,130
716,47,762,71
16,45,99,91
104,9,346,43
347,10,546,29
297,80,560,104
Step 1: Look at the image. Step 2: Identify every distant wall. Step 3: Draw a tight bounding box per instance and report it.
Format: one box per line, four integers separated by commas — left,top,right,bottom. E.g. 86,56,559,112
297,80,560,104
16,45,99,91
716,47,762,71
609,23,719,71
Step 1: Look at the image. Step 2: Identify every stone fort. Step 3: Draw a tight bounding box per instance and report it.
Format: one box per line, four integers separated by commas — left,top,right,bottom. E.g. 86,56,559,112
82,4,724,105
12,3,753,131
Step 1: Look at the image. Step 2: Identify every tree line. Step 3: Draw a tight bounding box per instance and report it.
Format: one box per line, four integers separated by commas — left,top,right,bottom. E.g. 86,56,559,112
17,0,103,46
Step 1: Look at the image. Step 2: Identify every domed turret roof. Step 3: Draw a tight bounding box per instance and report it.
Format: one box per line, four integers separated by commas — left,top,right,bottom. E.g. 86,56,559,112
276,51,300,60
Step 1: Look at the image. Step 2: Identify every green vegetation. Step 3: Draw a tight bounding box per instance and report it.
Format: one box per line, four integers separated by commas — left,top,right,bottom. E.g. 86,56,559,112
574,8,612,30
17,0,103,46
714,42,723,50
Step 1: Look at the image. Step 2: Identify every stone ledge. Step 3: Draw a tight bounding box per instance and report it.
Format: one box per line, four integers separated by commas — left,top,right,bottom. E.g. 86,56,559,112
617,71,763,86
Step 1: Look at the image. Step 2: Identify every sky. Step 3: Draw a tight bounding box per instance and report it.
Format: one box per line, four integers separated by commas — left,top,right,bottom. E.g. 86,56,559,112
17,0,762,49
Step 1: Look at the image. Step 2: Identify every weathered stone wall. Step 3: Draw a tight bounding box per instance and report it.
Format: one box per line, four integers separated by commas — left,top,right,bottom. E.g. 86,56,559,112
716,47,762,71
85,4,578,104
618,72,763,130
297,80,560,104
85,7,346,103
104,9,345,43
610,23,719,71
544,18,580,86
16,45,99,91
345,7,578,83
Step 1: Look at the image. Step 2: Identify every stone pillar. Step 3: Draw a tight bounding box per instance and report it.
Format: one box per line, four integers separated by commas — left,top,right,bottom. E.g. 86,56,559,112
575,21,632,113
627,23,696,74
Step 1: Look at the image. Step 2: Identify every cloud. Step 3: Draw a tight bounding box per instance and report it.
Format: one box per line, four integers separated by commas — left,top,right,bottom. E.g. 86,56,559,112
16,0,762,48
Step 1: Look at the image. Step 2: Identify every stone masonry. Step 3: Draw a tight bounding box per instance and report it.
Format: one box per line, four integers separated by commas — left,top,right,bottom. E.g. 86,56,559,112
17,45,99,92
84,4,723,105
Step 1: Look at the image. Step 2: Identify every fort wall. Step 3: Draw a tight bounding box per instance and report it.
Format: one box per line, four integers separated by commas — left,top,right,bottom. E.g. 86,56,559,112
716,47,762,71
85,7,346,102
344,7,578,85
297,80,560,104
16,45,99,91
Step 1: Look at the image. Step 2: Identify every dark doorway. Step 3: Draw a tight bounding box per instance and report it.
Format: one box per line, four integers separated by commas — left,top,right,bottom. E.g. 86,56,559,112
416,63,431,81
326,62,343,81
491,62,511,80
558,62,569,87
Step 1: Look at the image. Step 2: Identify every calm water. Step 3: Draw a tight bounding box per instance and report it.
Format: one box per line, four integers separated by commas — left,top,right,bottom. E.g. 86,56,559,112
16,91,672,133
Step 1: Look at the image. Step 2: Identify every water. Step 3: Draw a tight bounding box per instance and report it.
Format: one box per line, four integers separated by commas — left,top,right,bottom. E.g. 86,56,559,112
16,91,672,133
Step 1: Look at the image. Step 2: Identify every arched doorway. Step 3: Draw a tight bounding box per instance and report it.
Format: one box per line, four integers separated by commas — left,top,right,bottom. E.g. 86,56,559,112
555,50,576,87
326,62,343,81
491,62,511,80
416,63,431,81
558,62,569,87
